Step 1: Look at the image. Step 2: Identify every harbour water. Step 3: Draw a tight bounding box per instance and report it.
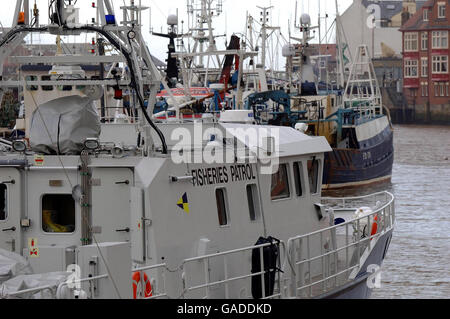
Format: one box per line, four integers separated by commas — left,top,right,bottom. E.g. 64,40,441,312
330,125,450,299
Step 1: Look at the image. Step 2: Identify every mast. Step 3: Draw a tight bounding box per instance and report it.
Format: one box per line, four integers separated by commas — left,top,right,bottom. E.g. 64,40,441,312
335,0,345,89
257,6,275,70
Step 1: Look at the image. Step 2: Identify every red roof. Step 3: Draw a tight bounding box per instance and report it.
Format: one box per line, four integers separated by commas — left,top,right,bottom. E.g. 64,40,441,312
401,0,448,32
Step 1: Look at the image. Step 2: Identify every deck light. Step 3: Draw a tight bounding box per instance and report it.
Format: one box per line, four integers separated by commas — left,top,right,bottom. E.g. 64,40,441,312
83,138,100,151
112,145,125,158
12,140,27,152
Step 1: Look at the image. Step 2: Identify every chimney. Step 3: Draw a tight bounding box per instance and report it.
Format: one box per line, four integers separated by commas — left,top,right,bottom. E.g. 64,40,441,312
401,6,411,25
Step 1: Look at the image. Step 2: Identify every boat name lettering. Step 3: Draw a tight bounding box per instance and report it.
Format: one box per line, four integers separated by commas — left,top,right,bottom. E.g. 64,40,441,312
191,164,256,187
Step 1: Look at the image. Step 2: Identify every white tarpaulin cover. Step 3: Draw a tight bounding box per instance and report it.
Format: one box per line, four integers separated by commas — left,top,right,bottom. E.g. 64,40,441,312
29,95,101,155
0,272,70,299
0,248,33,284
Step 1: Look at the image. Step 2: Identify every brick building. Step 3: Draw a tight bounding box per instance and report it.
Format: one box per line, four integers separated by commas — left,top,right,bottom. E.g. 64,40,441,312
401,0,450,123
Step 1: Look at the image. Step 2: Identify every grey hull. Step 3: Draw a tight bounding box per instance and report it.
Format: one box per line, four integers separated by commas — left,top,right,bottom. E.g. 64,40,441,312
317,229,394,299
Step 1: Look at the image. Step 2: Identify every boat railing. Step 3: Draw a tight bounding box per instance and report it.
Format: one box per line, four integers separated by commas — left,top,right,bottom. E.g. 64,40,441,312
0,273,110,299
286,191,395,298
132,263,169,299
0,262,170,300
180,240,287,299
2,192,394,300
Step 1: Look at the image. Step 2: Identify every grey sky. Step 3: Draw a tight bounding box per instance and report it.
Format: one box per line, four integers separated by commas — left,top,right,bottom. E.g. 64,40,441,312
1,0,353,64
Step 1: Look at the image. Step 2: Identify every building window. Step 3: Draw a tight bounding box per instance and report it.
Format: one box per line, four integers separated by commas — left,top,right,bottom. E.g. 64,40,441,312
421,83,428,97
435,83,439,96
440,83,445,96
421,58,428,77
270,164,290,201
421,32,428,50
438,2,446,18
405,60,418,78
432,31,448,49
404,33,418,51
42,194,75,233
432,56,448,74
293,162,304,197
246,184,260,222
0,184,7,221
215,188,229,226
447,83,449,96
423,9,429,21
307,159,320,195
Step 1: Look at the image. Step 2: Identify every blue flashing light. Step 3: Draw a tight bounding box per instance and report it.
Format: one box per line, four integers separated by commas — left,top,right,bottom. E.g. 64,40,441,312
105,15,116,25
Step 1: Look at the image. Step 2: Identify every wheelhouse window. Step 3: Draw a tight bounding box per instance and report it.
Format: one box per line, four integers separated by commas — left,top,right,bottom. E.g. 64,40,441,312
293,162,304,197
246,184,260,221
0,184,7,221
41,75,54,91
270,164,290,201
25,75,38,91
42,194,75,233
57,85,73,91
307,159,320,195
404,33,418,52
216,188,229,226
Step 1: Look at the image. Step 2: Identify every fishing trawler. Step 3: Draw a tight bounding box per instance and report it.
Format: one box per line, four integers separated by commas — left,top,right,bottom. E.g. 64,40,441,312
245,4,394,191
0,0,395,300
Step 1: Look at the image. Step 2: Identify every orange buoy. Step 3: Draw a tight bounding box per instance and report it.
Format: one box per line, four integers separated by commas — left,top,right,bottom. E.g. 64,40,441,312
132,272,152,299
370,214,379,237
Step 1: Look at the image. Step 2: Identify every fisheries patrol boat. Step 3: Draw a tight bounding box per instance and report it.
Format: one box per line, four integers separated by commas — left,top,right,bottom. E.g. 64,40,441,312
0,0,395,299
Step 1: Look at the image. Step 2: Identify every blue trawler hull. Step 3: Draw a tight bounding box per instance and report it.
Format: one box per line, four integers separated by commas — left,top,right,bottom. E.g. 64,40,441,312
323,117,394,189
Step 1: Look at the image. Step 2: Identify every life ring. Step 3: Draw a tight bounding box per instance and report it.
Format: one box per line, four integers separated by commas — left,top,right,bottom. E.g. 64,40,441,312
132,272,152,299
370,214,379,237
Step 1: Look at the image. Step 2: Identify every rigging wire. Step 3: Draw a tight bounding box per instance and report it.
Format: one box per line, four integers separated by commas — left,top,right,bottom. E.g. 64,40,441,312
0,25,168,154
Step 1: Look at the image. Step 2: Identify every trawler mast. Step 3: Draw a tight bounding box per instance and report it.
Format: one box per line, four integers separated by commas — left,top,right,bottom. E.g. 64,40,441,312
0,0,169,153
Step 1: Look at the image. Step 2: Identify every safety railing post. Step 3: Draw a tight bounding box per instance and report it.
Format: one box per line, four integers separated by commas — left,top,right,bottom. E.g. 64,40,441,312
140,270,145,299
259,246,266,299
204,259,210,299
320,232,325,293
288,239,296,298
346,222,349,278
307,236,311,298
224,256,229,299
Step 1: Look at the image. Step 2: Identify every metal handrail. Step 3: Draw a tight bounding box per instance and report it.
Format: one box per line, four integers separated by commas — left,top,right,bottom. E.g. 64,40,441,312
287,191,395,298
181,240,286,299
2,192,394,300
132,263,169,299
